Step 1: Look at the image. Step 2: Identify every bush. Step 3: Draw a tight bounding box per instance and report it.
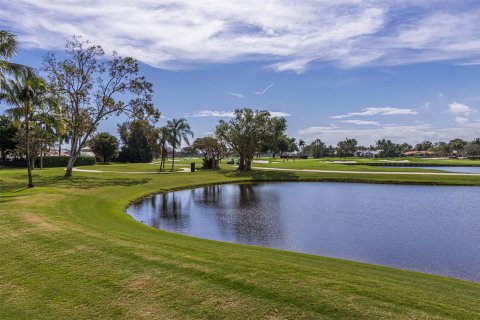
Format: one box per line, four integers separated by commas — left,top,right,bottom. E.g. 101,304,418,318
35,156,96,168
202,157,219,169
0,159,27,167
117,148,153,163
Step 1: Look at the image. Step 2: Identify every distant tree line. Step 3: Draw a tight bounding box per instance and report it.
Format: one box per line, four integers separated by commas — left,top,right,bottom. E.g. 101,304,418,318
297,137,480,159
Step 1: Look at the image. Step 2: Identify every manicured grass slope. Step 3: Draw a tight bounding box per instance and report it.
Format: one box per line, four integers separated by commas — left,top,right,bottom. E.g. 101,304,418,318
252,157,480,172
1,167,480,319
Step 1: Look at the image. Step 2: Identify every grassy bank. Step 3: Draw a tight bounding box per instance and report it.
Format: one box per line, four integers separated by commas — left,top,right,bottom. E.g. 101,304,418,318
1,166,480,319
250,157,480,173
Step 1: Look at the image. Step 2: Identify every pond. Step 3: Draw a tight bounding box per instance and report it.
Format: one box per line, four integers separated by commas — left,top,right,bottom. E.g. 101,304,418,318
127,182,480,282
374,165,480,174
423,166,480,174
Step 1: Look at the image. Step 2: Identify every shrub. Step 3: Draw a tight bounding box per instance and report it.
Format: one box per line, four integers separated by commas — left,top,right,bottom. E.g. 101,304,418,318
35,156,96,168
202,157,219,169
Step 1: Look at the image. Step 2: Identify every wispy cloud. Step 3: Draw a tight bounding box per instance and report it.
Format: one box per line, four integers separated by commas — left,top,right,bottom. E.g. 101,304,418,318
332,107,418,119
226,91,244,98
341,119,380,126
254,83,274,95
2,1,480,72
191,110,234,117
189,110,290,118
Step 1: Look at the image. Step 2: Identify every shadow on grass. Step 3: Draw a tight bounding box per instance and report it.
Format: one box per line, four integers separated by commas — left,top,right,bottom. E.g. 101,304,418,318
1,172,151,196
35,175,151,189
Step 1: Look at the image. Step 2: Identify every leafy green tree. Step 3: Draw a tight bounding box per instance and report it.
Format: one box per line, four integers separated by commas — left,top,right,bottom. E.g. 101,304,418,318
89,132,119,163
336,138,357,157
44,36,160,177
308,139,328,158
277,136,297,157
464,138,480,158
449,138,468,156
215,108,284,171
432,142,451,156
259,117,287,157
375,139,407,157
0,115,17,162
118,120,157,163
0,69,57,187
166,118,193,171
415,141,433,151
191,136,227,169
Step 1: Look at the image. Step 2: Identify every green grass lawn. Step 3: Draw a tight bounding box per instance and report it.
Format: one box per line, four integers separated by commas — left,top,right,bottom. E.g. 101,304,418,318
1,165,480,319
80,158,202,172
249,157,480,173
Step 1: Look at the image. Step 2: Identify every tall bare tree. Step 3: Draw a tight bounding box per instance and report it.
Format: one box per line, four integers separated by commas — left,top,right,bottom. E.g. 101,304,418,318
44,36,160,177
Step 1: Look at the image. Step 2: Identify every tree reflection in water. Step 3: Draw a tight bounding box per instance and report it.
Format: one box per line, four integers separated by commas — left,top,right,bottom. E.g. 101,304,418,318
129,183,286,247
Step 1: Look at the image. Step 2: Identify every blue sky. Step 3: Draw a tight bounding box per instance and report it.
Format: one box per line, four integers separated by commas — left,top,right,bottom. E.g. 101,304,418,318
1,0,480,145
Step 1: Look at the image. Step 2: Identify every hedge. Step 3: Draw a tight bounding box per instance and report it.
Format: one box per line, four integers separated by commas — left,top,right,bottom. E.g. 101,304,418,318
35,156,96,168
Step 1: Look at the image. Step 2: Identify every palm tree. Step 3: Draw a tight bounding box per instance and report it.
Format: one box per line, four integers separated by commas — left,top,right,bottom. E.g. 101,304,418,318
166,118,193,171
0,69,55,187
298,139,306,150
0,30,29,83
33,111,64,169
157,126,170,171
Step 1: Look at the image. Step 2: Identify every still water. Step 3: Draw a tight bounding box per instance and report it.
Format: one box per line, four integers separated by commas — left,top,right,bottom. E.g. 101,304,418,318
424,166,480,174
379,166,480,174
127,182,480,282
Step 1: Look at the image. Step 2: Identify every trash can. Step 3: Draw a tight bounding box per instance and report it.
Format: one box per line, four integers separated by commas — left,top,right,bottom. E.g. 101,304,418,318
190,162,196,172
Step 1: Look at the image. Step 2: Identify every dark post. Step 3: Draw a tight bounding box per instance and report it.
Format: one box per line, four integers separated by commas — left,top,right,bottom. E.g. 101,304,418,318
190,162,196,172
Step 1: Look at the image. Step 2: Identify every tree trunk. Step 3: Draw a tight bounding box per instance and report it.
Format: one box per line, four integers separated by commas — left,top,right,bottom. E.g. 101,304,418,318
65,156,75,177
65,142,79,177
25,115,34,188
40,142,43,169
171,147,175,171
237,154,245,171
58,138,62,156
245,155,252,171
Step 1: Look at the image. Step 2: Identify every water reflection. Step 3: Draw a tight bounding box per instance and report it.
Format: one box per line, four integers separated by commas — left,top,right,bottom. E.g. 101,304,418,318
129,184,286,247
127,182,480,282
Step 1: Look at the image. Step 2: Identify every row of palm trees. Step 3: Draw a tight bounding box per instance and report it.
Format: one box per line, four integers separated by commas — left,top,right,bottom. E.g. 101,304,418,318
0,31,63,187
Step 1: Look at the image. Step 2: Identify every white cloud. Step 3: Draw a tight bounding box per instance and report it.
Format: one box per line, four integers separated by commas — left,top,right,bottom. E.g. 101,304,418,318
270,111,291,117
190,110,290,118
226,91,244,98
455,116,469,124
341,119,380,126
2,1,480,72
332,107,418,119
298,122,480,145
254,83,274,95
448,102,472,115
191,110,234,117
